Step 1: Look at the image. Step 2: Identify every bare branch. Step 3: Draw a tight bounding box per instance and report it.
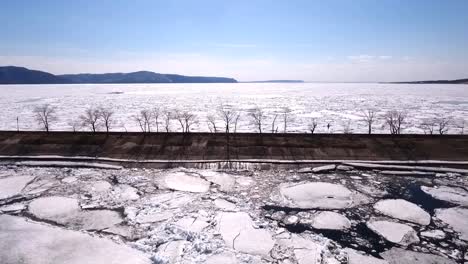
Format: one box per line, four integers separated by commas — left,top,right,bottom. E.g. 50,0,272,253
308,118,318,134
271,114,278,133
217,104,239,133
175,110,197,133
342,119,353,134
384,110,407,134
206,114,218,133
80,107,101,132
455,119,465,135
98,107,115,133
67,119,81,132
134,109,152,133
436,118,450,135
233,113,241,133
361,109,376,134
248,106,265,133
420,119,436,135
162,109,172,132
33,104,57,132
153,107,160,132
281,107,293,133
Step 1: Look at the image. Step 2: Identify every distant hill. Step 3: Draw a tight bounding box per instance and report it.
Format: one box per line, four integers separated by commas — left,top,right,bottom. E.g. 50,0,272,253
244,80,304,83
0,66,237,84
388,78,468,84
0,66,70,84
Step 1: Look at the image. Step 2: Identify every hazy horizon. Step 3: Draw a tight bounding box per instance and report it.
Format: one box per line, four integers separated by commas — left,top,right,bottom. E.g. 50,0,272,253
1,0,468,82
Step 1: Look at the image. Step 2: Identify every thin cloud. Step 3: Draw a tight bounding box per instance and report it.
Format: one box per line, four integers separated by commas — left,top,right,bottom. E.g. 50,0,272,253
348,55,393,63
210,43,257,48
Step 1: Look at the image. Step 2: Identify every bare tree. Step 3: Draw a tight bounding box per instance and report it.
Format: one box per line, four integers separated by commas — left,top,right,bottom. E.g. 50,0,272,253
362,109,376,134
308,118,318,134
80,107,101,132
248,106,265,133
217,104,239,133
175,110,197,133
67,119,81,132
162,109,172,132
134,109,152,133
153,107,160,132
233,113,241,133
420,119,436,135
33,104,57,132
384,110,407,134
455,119,465,134
342,119,353,134
436,118,450,135
271,114,279,133
281,107,293,133
326,122,332,133
206,114,218,133
98,107,115,133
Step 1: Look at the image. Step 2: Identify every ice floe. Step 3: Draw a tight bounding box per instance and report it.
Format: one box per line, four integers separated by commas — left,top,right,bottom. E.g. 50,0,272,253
0,215,151,264
373,199,430,225
420,229,446,240
217,212,274,256
367,219,420,246
344,248,388,264
421,186,468,206
28,196,123,230
274,182,364,209
311,211,351,230
0,175,35,202
435,207,468,241
381,247,456,264
159,171,211,193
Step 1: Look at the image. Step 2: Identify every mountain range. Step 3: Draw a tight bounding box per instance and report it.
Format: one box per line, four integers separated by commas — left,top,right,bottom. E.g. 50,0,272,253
0,66,237,84
388,79,468,84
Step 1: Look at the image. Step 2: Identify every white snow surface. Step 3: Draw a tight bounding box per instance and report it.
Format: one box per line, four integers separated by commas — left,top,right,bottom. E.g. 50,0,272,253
1,83,467,134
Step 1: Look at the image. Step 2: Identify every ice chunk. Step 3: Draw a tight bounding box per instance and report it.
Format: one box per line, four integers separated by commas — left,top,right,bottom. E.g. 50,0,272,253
0,175,35,201
0,215,151,264
367,219,419,246
160,172,210,193
344,248,388,264
312,164,336,173
217,212,274,256
381,248,456,264
374,199,430,225
435,207,468,241
276,182,356,209
421,186,468,206
312,211,351,230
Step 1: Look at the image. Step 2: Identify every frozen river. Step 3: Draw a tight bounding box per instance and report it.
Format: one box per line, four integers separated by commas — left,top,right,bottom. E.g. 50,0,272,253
0,83,467,133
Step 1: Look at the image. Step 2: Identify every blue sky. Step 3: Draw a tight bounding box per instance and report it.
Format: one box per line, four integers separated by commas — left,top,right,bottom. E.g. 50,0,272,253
1,0,468,82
